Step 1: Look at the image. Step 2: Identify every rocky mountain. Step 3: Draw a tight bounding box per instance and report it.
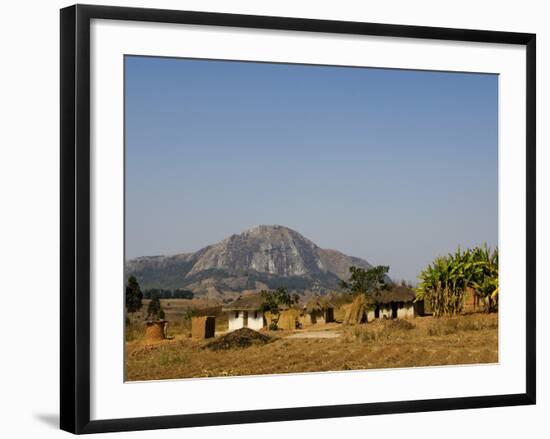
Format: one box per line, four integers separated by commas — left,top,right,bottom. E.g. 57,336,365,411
125,225,373,297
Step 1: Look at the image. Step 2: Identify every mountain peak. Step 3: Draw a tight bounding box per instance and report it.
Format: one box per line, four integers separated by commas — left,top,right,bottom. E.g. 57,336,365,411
126,226,373,297
246,224,286,231
243,224,299,234
241,224,314,242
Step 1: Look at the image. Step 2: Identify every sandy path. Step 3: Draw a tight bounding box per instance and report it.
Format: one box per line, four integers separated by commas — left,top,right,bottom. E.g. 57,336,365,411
286,330,342,339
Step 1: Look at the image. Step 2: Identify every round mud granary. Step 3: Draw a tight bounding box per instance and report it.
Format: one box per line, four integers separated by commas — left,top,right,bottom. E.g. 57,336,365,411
144,320,167,341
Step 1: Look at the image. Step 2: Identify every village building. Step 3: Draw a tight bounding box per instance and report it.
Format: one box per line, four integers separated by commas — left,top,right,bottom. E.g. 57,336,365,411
344,285,419,324
223,294,266,331
224,287,419,331
191,316,216,339
303,298,335,325
372,285,417,319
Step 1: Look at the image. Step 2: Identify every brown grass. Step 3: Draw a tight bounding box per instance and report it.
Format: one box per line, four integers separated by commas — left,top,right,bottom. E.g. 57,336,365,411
125,313,498,381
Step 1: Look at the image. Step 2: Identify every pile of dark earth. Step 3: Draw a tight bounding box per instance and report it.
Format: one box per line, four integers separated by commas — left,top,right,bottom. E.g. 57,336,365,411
204,328,274,351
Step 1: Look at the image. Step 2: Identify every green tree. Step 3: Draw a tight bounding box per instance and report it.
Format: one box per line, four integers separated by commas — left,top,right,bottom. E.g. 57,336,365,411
125,276,143,315
340,265,390,299
146,294,165,321
260,287,298,330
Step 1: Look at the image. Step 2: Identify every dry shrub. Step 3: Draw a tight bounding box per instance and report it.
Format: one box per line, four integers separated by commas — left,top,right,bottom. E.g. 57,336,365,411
125,321,144,342
427,314,498,336
389,319,416,331
165,319,191,338
344,314,497,342
427,319,459,336
345,319,415,343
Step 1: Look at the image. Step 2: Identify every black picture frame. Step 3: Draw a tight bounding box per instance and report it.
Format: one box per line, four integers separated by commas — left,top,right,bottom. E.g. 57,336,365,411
60,4,536,434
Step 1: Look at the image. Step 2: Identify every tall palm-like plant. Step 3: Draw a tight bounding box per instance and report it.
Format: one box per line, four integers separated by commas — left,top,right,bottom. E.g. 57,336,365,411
468,245,499,312
416,245,498,317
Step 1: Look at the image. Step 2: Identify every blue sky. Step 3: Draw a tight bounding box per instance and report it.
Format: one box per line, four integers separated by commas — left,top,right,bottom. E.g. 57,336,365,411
125,56,498,283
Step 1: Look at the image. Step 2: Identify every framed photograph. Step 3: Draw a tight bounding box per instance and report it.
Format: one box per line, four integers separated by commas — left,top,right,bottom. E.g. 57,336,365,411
60,4,536,434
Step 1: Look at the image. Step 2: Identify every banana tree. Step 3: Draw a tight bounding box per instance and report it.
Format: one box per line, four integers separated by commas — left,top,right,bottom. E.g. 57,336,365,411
468,245,499,312
416,245,498,317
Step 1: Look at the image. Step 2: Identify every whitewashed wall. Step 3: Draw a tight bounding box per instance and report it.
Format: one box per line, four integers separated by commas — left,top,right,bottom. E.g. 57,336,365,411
228,311,244,330
379,305,392,319
397,303,415,319
367,309,376,322
228,311,264,330
248,312,264,330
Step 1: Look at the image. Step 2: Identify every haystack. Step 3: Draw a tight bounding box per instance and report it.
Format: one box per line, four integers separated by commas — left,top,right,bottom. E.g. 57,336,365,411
191,316,215,339
343,295,371,325
144,320,167,341
338,303,352,321
275,309,300,330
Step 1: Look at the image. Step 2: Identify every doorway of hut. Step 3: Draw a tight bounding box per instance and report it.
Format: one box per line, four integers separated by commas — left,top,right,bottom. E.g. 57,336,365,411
374,306,380,319
243,311,248,328
391,303,398,319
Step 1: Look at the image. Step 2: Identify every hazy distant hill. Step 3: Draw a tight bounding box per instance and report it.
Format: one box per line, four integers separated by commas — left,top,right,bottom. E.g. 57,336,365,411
125,225,373,297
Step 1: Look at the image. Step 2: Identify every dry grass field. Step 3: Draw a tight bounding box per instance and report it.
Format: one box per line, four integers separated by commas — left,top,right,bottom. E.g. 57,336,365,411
125,311,498,381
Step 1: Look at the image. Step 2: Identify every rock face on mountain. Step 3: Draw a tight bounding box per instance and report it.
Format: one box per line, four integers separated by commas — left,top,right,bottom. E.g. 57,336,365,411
125,225,373,297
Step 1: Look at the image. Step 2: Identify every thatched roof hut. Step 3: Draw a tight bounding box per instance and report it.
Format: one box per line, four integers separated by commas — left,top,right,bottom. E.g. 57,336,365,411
344,286,417,324
303,297,335,324
304,297,332,312
372,286,417,319
222,294,265,312
222,294,266,331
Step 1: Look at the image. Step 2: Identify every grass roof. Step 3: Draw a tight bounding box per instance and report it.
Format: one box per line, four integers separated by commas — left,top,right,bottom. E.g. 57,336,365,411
304,297,334,313
372,285,415,304
222,293,265,311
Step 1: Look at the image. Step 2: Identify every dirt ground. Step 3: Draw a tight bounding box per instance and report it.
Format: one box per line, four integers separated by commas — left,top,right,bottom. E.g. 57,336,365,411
286,323,343,338
125,313,498,381
287,331,341,339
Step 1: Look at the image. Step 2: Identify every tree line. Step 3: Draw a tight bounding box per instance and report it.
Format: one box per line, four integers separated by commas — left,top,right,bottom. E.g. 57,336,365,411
126,276,166,321
142,288,194,300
